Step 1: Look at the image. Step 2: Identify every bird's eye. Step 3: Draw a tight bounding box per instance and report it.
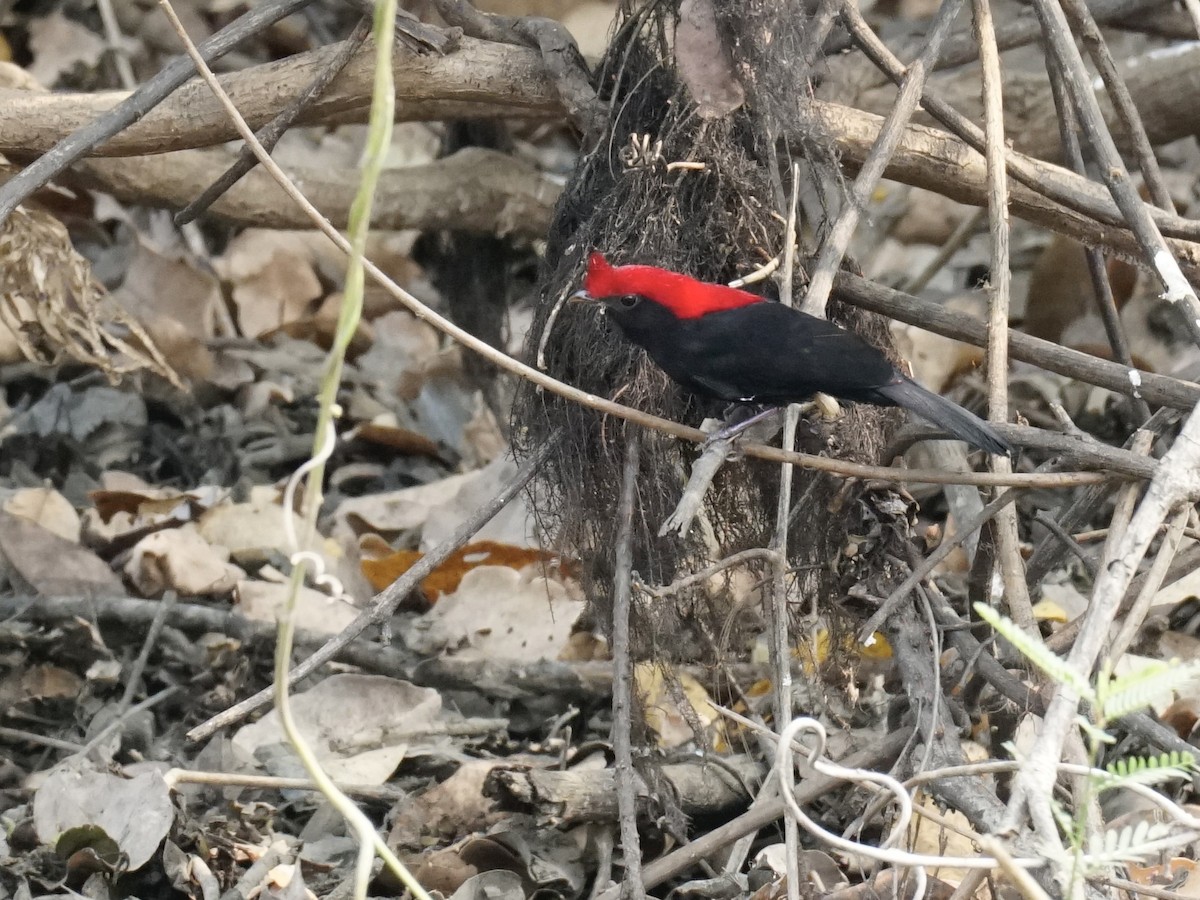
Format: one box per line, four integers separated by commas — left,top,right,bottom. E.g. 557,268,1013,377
619,295,640,309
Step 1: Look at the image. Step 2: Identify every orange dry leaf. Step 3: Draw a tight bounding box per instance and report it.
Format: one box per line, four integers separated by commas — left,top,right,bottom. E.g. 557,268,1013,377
1126,859,1200,897
352,422,446,461
361,540,574,602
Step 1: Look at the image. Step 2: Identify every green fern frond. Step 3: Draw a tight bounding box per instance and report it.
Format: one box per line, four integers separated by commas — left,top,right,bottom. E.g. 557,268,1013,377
1085,820,1180,867
1077,716,1117,746
974,603,1096,702
1097,659,1200,722
1050,797,1076,841
1094,751,1197,791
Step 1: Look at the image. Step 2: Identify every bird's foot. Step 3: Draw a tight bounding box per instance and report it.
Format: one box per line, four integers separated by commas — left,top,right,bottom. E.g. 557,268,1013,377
701,406,782,450
699,399,839,455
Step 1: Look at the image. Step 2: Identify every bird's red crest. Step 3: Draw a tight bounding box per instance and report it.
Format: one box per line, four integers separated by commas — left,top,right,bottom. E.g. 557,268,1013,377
584,252,764,319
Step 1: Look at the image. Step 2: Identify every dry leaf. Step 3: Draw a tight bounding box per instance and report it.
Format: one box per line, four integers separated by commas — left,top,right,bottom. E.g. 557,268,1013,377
336,471,480,539
125,526,244,597
0,207,183,387
908,799,979,887
388,760,506,849
20,664,84,702
88,488,202,525
1161,697,1200,740
235,580,360,635
231,675,443,784
33,766,174,871
110,241,219,381
635,662,722,749
419,455,537,550
216,230,326,338
82,488,213,554
197,490,329,566
27,11,107,86
402,565,585,660
356,310,441,401
267,303,373,359
4,486,80,543
351,422,446,461
361,540,574,601
0,511,123,597
1126,858,1200,896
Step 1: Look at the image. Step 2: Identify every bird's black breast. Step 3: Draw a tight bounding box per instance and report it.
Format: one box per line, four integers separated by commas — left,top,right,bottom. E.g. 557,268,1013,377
607,300,900,405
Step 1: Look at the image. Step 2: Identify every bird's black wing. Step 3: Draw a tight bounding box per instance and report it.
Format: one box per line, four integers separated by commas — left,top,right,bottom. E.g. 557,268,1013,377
673,303,899,405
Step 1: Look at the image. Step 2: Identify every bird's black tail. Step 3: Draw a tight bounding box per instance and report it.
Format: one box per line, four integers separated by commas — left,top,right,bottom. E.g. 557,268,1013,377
873,377,1013,457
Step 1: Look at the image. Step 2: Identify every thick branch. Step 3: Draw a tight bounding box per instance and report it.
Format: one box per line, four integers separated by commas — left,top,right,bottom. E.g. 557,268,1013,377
486,756,762,826
849,42,1200,162
0,35,559,158
58,147,560,236
798,100,1200,279
4,35,1199,270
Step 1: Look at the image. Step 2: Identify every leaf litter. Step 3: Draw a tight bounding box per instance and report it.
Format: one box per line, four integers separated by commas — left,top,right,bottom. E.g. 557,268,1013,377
4,0,1200,897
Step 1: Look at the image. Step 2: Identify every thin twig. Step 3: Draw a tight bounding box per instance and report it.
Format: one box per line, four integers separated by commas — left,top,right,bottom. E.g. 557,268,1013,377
175,16,371,225
947,868,988,900
888,593,1006,833
1030,0,1200,349
81,685,181,757
772,161,803,900
803,0,963,318
117,590,177,714
1096,431,1154,586
1006,415,1200,847
899,206,987,295
837,7,1200,246
1108,507,1189,663
1057,0,1175,213
611,430,644,900
1032,511,1097,576
592,730,915,900
220,847,285,900
1026,413,1176,587
427,0,600,132
638,549,784,600
164,768,405,801
0,726,85,754
973,0,1033,635
858,489,1021,641
835,272,1199,410
94,0,137,89
902,0,1170,75
1043,56,1150,422
978,836,1054,900
1100,875,1200,900
924,579,1200,764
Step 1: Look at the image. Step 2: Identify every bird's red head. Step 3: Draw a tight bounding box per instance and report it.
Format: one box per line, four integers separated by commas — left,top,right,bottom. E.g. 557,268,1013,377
584,252,764,320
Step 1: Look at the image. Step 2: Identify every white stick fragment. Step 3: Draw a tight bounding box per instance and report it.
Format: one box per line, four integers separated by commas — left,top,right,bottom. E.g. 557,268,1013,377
1154,249,1196,304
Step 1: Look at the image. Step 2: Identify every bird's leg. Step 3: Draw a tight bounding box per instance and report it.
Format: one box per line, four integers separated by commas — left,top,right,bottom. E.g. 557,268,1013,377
702,405,782,446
